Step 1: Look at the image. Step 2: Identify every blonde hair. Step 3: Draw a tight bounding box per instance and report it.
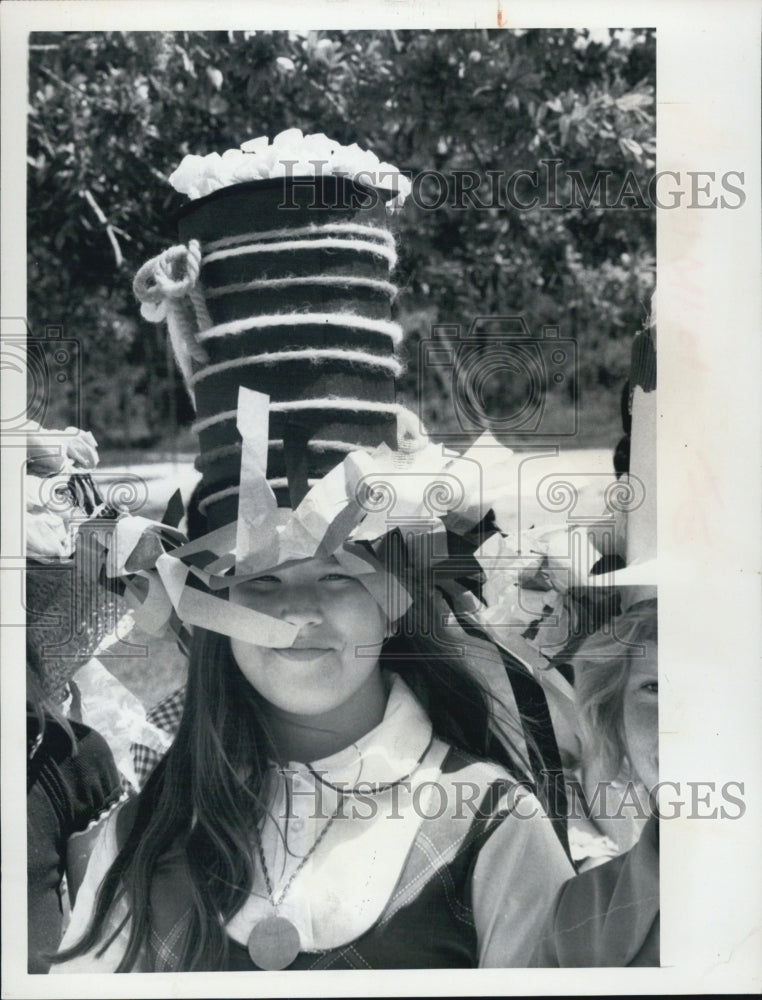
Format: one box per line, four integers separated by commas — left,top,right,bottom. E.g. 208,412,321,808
572,598,657,778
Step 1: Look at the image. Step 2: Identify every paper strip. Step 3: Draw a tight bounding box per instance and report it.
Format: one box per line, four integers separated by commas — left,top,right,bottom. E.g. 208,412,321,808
110,515,157,575
179,587,298,647
155,551,298,647
235,387,280,573
171,522,238,561
126,571,174,636
109,515,188,576
332,546,413,623
156,551,190,609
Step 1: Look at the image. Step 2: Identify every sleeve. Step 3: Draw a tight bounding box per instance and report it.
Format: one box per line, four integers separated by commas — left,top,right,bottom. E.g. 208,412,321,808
526,887,565,967
52,807,134,974
471,789,576,968
65,726,124,836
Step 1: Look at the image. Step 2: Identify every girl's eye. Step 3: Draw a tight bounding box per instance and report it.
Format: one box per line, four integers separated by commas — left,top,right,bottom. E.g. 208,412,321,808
641,681,658,694
321,573,354,583
241,575,280,590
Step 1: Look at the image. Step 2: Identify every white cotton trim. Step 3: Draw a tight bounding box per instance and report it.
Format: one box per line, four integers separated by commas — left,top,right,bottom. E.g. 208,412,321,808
196,312,403,346
203,222,395,254
197,480,319,514
195,438,363,469
197,439,282,468
266,478,319,491
308,439,364,454
188,349,403,387
269,398,401,415
193,399,401,435
196,442,245,467
193,409,239,434
196,485,241,515
202,236,397,269
203,274,398,301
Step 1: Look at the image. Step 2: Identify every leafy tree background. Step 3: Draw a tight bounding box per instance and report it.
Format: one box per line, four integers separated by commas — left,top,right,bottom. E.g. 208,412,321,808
27,28,655,453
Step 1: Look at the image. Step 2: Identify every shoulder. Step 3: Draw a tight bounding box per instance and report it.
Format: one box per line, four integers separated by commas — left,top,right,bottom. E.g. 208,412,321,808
534,826,660,967
43,721,123,834
440,743,527,792
468,766,576,968
113,791,176,854
69,722,120,790
70,721,116,765
554,852,626,919
34,718,116,774
438,744,537,822
556,818,658,919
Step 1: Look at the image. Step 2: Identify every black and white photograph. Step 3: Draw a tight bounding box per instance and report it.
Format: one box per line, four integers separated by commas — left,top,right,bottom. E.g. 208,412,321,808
1,1,760,996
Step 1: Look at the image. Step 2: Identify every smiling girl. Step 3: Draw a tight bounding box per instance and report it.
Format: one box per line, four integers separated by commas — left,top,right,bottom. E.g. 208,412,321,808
228,558,389,754
53,551,574,971
51,134,575,973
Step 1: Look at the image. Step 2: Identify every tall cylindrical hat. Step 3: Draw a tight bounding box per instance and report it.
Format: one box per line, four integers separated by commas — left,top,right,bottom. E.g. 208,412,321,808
134,149,406,529
128,136,568,838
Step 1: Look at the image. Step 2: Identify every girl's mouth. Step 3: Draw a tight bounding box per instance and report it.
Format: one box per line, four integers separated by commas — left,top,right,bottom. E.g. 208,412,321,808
275,647,332,662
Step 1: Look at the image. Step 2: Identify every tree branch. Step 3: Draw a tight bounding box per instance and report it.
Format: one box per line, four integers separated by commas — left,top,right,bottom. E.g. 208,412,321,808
80,189,124,267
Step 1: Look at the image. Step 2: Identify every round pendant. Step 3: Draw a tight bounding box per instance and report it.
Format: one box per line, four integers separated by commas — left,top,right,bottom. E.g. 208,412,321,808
247,915,301,970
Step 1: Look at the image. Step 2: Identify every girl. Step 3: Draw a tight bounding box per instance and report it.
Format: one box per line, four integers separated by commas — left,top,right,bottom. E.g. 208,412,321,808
53,556,574,971
27,664,122,973
25,428,124,972
54,133,574,971
530,598,659,966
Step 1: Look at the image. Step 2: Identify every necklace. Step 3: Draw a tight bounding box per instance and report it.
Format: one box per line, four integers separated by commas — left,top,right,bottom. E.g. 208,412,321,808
247,803,341,970
305,732,435,796
247,731,434,968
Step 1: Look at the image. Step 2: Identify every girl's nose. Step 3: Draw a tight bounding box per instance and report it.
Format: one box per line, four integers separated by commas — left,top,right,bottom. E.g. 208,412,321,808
278,587,323,628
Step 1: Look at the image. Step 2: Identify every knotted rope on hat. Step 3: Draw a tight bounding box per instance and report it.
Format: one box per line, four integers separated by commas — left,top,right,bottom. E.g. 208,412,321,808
134,225,402,414
133,239,212,402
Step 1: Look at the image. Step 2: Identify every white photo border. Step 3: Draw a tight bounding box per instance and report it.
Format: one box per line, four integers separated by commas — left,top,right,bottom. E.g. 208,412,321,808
2,1,760,996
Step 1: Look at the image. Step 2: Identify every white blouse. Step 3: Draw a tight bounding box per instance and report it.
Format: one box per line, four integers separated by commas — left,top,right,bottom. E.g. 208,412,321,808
55,674,574,971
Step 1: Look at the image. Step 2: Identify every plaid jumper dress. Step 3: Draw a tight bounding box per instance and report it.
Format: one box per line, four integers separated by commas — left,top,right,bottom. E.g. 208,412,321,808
135,748,525,971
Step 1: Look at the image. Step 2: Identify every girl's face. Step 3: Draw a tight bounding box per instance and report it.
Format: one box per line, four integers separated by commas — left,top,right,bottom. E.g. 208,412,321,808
229,556,388,719
622,641,658,791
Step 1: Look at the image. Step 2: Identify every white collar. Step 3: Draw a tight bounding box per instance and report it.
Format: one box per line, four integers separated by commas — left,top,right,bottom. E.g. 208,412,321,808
285,673,434,790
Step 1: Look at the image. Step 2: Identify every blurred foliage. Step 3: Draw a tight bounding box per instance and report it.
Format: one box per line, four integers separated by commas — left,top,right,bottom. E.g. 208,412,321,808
28,28,655,448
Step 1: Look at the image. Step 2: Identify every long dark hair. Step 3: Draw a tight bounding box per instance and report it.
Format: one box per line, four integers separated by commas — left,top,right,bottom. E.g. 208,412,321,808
54,596,539,971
